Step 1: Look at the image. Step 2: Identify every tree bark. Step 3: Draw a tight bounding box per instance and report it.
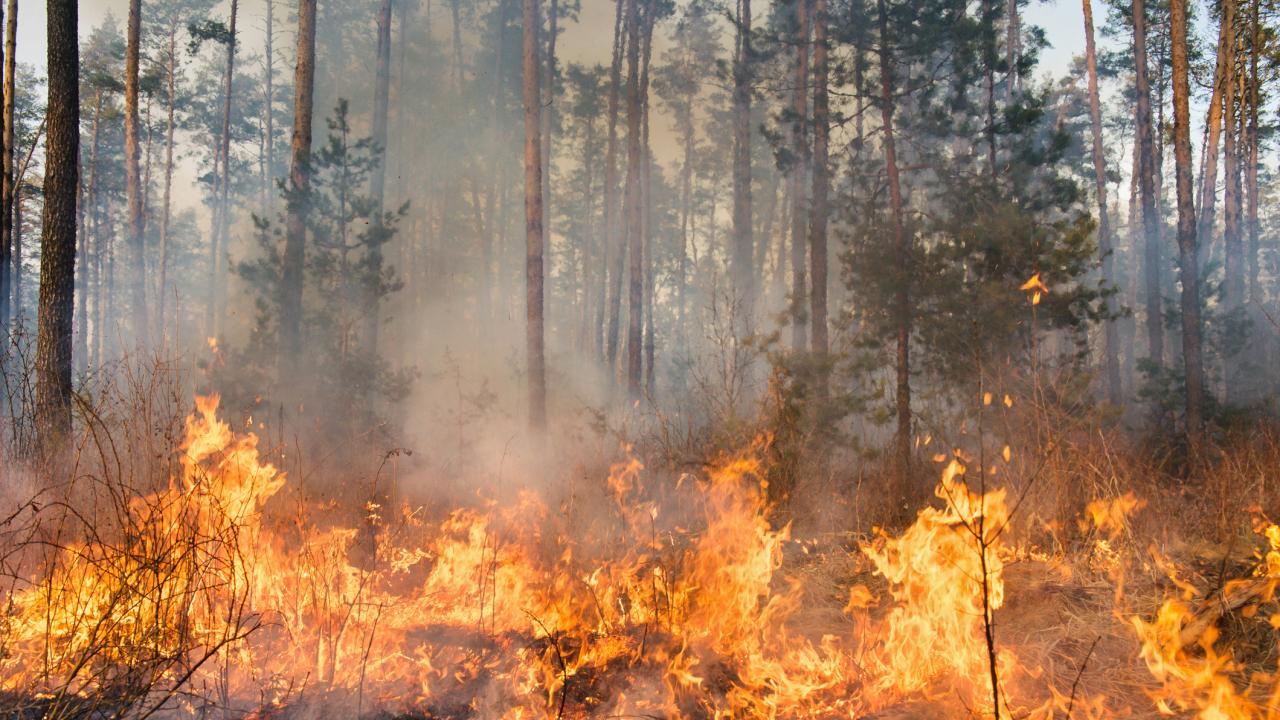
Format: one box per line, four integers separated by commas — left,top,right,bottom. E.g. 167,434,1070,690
624,0,643,399
367,0,393,356
1196,0,1232,252
1133,0,1163,368
1245,0,1259,306
264,0,275,214
789,0,809,351
124,0,147,346
541,0,558,305
36,0,79,444
157,26,177,339
281,0,317,379
214,0,238,340
1222,24,1242,399
523,0,546,429
731,0,753,332
0,0,10,332
809,0,829,392
1169,0,1205,438
603,0,626,366
1082,0,1120,403
640,0,655,396
878,0,911,495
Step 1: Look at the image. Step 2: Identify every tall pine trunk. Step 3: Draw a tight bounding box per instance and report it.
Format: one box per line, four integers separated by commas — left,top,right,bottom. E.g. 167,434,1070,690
367,0,393,356
264,0,275,213
1222,26,1242,399
1169,0,1205,438
541,0,558,313
789,0,809,351
0,0,10,332
878,0,911,495
1082,0,1120,402
731,0,753,331
603,0,626,366
640,0,655,396
1197,0,1232,251
124,0,147,346
809,0,829,392
36,0,80,445
1133,0,1163,368
281,0,317,379
1245,0,1259,306
208,0,238,339
623,0,643,399
156,26,177,339
523,0,546,429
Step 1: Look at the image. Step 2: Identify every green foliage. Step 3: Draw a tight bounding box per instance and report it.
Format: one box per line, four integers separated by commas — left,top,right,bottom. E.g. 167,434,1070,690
232,101,412,438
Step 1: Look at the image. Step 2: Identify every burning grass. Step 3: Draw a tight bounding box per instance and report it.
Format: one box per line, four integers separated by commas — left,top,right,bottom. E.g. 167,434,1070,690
0,395,1277,719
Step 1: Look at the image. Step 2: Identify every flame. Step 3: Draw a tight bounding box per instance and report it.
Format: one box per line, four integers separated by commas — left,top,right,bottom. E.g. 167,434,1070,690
3,396,1277,717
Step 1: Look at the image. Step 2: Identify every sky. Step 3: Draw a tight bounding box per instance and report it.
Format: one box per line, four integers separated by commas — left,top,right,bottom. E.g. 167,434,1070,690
17,0,1098,80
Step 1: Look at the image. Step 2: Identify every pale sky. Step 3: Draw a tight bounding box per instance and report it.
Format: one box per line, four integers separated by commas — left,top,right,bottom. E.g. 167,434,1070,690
18,0,1096,79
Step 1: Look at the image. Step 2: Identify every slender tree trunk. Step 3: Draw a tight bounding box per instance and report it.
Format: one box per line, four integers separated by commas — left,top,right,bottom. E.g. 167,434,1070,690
1133,0,1163,368
1197,0,1232,262
982,0,997,179
264,0,275,213
523,0,546,429
731,0,753,331
809,0,828,392
156,27,177,339
367,0,393,356
1005,0,1019,96
36,0,79,445
640,0,654,396
1245,0,1259,306
789,0,809,351
483,0,509,321
86,93,103,369
623,0,643,398
1082,0,1120,403
541,0,557,308
208,0,238,339
124,0,147,346
0,0,10,332
604,0,627,367
677,86,694,353
1169,0,1205,438
1222,29,1242,399
878,0,911,495
281,0,317,379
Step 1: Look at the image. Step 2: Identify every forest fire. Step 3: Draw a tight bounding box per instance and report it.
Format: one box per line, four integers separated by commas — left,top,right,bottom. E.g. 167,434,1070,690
1,397,1276,718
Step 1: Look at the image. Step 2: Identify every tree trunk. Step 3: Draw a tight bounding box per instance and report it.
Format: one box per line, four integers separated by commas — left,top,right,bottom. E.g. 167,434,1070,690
156,26,177,339
1133,0,1163,368
623,0,643,399
367,0,392,356
124,0,147,346
677,74,694,354
1196,0,1232,263
264,0,275,214
878,0,911,496
1222,27,1242,400
789,0,809,351
604,0,626,367
1082,0,1120,403
483,0,510,321
1005,0,1019,97
1245,0,1259,306
208,0,238,340
640,0,655,397
1169,0,1205,438
36,0,79,444
809,0,829,392
731,0,753,332
0,0,10,332
523,0,546,429
281,0,317,379
541,0,557,310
